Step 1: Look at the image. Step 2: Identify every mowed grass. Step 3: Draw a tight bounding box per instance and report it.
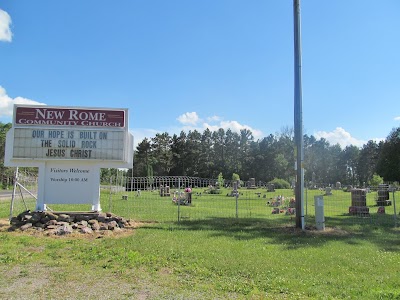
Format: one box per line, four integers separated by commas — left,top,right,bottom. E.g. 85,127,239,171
0,188,399,299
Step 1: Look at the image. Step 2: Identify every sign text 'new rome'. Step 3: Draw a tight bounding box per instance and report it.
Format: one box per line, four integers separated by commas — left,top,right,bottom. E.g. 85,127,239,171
15,107,125,128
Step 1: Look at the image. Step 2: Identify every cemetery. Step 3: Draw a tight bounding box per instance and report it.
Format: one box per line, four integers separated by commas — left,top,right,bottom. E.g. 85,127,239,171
1,106,399,298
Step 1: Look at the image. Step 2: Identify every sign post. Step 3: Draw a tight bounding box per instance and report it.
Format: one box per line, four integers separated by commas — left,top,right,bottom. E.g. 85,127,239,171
5,105,134,211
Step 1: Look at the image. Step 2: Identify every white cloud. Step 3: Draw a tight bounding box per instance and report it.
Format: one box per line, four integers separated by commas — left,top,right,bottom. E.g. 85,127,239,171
132,112,264,147
178,112,263,140
0,86,46,118
314,127,366,148
394,116,400,121
186,119,261,141
177,112,200,125
203,120,263,139
206,115,221,123
0,9,12,42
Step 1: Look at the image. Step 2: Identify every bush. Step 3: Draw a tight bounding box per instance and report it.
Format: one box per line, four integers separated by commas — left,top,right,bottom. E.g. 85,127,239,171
369,174,384,187
232,173,240,181
268,178,291,189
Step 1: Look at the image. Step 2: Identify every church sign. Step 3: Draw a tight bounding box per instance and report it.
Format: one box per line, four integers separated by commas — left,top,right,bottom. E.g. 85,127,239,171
5,105,134,211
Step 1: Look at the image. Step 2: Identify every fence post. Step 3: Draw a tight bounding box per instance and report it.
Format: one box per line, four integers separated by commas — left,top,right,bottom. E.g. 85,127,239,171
108,176,113,212
233,180,238,218
235,192,239,219
9,167,18,221
305,187,308,225
177,177,181,223
393,190,397,227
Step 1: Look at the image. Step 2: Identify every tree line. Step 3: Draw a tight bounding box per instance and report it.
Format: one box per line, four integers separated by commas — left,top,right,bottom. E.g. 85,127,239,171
132,126,400,186
1,122,400,187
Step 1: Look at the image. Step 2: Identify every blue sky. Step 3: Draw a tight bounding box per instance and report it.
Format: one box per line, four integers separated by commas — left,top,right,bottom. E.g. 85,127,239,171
1,1,399,148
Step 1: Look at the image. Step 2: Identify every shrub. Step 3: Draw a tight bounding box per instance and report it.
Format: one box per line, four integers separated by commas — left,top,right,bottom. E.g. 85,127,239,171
268,178,291,189
369,174,384,187
232,173,240,181
217,173,225,188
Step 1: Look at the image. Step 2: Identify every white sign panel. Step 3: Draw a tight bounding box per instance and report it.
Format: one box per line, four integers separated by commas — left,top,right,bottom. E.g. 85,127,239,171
12,128,125,160
44,163,99,205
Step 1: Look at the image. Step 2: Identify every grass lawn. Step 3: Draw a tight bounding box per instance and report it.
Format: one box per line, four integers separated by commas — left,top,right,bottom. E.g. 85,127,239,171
0,188,399,299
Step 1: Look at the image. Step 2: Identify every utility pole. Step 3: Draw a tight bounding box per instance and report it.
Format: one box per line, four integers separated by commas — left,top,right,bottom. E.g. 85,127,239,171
293,0,305,229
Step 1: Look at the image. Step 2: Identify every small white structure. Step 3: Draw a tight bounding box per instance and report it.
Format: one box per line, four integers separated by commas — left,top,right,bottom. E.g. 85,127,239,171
314,195,325,231
5,105,134,211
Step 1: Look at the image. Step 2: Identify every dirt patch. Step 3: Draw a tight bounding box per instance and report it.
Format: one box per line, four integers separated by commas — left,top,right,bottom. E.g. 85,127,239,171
271,225,351,237
305,226,351,236
0,218,11,231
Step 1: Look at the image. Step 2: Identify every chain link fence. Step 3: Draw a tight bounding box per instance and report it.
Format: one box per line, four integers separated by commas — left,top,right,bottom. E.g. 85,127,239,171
303,185,398,229
104,175,297,227
4,169,398,229
104,174,399,229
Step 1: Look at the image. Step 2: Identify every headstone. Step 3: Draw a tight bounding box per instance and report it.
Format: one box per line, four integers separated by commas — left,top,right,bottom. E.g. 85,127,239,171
351,189,367,206
160,185,170,197
346,185,353,192
325,187,332,196
349,189,369,215
247,178,256,189
231,181,239,197
272,207,280,214
377,184,391,206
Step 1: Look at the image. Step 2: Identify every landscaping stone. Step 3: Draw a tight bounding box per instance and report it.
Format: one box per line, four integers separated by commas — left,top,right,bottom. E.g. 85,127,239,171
20,223,33,231
91,222,100,231
9,211,132,236
87,219,97,225
80,226,93,234
107,221,118,230
56,224,74,235
58,214,74,223
97,213,107,223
